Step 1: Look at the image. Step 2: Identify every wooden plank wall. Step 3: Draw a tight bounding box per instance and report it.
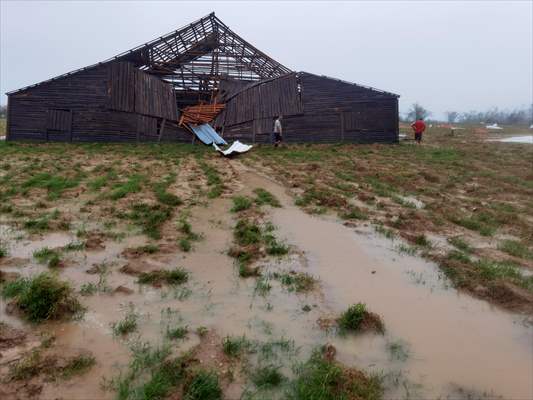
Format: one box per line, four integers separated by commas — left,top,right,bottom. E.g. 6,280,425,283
8,64,109,141
219,73,399,144
108,62,136,112
108,61,178,120
134,69,177,120
215,73,303,127
217,78,251,102
7,61,188,142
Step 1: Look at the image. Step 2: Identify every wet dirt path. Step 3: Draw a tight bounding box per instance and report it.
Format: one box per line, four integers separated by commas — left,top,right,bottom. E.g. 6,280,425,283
237,165,533,399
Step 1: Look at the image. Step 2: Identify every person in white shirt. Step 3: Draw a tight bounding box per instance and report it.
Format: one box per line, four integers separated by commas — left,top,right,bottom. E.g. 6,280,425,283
273,115,283,147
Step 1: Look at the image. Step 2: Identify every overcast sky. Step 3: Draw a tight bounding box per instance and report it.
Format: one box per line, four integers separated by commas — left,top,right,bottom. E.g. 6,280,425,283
1,0,531,119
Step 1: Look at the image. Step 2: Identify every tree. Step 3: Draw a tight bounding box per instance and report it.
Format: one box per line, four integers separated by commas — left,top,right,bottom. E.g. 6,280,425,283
406,103,431,121
445,111,459,124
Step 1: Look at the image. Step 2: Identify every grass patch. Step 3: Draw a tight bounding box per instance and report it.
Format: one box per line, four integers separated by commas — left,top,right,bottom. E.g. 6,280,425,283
250,365,285,388
88,176,108,191
184,370,222,400
64,241,86,251
254,276,272,297
222,335,253,358
80,282,98,296
108,342,188,400
112,309,138,336
476,259,525,282
61,354,96,379
166,325,188,340
413,234,431,248
374,225,395,239
153,173,182,206
447,236,472,253
128,202,172,239
231,195,253,212
338,303,384,334
33,247,62,268
234,219,262,246
179,238,192,252
23,173,80,200
0,243,6,258
340,206,368,220
274,271,316,293
199,160,224,199
264,233,289,256
450,212,499,236
137,268,189,286
498,239,533,260
1,273,83,322
109,174,144,200
23,216,50,232
286,350,383,400
253,188,281,208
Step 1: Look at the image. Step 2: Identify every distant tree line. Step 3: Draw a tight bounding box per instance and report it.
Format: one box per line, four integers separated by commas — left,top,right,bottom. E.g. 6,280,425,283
400,103,532,125
445,105,532,125
0,105,6,119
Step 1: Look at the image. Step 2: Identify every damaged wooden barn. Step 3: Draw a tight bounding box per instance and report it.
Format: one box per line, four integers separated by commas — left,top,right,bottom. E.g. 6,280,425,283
5,12,399,144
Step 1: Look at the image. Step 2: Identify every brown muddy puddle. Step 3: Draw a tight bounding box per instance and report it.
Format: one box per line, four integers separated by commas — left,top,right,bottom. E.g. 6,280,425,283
238,167,533,400
1,164,532,400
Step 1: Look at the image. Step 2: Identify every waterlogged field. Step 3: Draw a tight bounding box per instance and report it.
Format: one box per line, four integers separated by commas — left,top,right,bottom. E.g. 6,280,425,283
0,127,532,400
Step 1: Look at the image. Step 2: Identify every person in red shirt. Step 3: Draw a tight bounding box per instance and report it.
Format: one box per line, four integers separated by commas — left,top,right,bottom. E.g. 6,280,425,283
410,117,426,144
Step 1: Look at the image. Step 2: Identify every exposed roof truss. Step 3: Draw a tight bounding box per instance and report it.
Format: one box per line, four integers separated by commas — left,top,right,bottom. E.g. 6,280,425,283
113,13,292,93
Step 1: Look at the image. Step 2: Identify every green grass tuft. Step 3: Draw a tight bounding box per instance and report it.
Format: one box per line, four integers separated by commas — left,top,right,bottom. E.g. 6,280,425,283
184,370,222,400
338,303,367,331
137,268,189,286
166,325,188,340
234,219,261,246
340,206,368,220
109,174,144,200
275,271,316,292
23,173,80,200
231,195,253,212
250,365,285,388
447,236,472,253
112,309,138,336
128,203,172,239
498,239,533,260
1,273,83,322
286,350,383,400
253,188,281,208
179,238,192,252
222,335,253,358
61,354,96,379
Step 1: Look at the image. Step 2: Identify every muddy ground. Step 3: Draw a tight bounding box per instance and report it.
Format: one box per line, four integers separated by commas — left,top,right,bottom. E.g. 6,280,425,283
0,128,532,400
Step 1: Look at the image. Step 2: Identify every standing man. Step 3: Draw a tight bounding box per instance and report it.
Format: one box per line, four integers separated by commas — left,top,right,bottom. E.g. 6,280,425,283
411,116,426,144
273,115,283,147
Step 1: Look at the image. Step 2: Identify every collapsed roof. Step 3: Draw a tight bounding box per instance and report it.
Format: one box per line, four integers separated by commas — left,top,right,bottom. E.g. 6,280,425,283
8,12,292,96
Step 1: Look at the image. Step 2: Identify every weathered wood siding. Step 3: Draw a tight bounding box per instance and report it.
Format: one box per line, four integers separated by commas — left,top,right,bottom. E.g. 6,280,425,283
216,73,303,128
7,62,187,142
219,72,399,144
108,62,177,120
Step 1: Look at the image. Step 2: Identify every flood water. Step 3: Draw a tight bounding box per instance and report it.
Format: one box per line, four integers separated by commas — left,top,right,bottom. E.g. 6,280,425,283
488,135,533,144
241,167,533,400
1,164,532,400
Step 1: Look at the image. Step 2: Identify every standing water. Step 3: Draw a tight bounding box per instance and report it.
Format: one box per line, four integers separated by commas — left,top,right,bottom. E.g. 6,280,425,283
240,168,533,400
